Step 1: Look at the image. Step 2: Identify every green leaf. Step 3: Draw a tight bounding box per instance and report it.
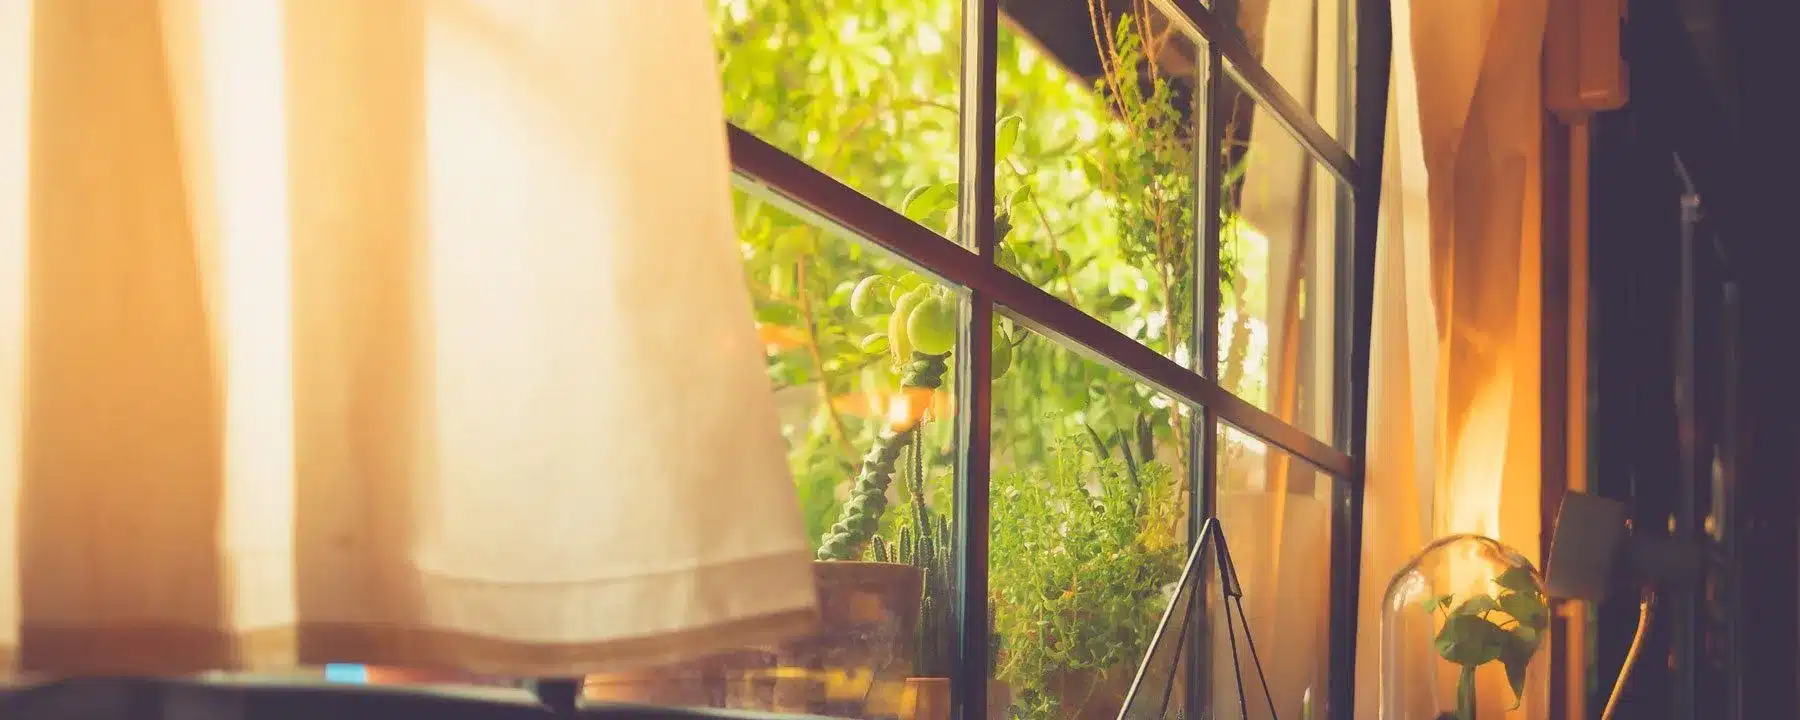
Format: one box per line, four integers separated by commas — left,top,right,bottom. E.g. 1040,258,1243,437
1451,594,1501,617
1434,614,1506,667
1494,566,1539,594
755,302,803,327
1003,184,1031,215
1101,295,1136,312
770,226,815,257
1498,590,1550,630
1418,593,1455,614
1078,155,1104,185
902,184,956,223
859,333,889,353
996,115,1024,160
998,245,1023,273
1499,627,1542,708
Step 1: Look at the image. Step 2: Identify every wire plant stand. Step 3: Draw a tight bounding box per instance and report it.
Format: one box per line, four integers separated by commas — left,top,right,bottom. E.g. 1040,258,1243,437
1117,519,1279,720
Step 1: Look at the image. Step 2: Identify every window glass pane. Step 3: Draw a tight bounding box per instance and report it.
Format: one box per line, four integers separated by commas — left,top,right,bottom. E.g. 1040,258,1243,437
990,322,1195,719
1222,0,1352,142
577,189,962,719
994,1,1204,364
1210,423,1333,719
715,0,962,234
1217,75,1340,440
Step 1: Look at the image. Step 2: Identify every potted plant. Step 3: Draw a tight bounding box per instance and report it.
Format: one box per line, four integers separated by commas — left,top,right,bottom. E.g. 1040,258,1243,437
767,258,1018,717
989,437,1186,720
1379,535,1552,720
869,457,954,720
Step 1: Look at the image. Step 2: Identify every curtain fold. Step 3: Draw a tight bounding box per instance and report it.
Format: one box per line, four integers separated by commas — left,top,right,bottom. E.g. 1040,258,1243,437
0,0,817,677
1355,0,1549,716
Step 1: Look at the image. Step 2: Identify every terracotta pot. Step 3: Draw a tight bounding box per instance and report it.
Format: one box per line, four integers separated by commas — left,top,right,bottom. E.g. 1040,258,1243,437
773,561,925,717
807,560,925,664
1048,665,1135,720
903,677,951,720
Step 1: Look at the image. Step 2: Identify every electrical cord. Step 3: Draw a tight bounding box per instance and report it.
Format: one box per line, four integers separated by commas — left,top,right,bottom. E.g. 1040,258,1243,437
1601,587,1656,720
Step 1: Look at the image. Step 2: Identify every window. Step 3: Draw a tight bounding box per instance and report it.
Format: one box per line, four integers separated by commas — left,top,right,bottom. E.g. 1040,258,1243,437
590,0,1380,717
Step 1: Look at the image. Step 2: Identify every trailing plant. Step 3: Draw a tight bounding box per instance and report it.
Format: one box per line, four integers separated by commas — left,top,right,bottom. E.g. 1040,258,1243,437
989,438,1185,719
1087,7,1198,362
870,433,955,677
1422,566,1550,719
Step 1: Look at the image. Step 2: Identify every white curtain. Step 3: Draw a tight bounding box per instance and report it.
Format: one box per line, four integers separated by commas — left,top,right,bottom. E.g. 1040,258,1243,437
1355,0,1550,717
0,0,817,677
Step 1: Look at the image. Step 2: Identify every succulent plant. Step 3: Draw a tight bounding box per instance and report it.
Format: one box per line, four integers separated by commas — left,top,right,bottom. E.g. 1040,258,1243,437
816,351,948,561
870,430,956,676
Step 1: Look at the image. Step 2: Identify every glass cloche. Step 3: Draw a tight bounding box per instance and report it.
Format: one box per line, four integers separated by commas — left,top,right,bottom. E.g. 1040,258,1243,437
1381,535,1550,720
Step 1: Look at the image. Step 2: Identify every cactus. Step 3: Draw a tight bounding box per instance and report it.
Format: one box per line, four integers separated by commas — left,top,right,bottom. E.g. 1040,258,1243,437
865,430,957,677
816,351,948,561
905,503,956,677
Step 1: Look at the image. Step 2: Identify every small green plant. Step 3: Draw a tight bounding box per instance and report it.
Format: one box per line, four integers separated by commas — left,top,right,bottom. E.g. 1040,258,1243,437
989,437,1185,719
813,358,946,560
818,268,1016,561
815,194,1026,563
1422,566,1549,719
870,433,955,677
815,270,952,561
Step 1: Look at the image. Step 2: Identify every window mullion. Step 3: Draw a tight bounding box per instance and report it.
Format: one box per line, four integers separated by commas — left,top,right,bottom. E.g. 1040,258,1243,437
951,0,999,718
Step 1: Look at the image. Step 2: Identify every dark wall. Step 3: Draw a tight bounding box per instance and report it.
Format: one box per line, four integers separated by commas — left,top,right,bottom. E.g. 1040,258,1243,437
1588,106,1688,719
1720,0,1800,714
1585,0,1800,717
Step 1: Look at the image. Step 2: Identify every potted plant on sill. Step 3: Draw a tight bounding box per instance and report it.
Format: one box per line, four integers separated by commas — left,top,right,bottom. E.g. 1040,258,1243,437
990,436,1186,720
869,450,954,720
782,248,1019,716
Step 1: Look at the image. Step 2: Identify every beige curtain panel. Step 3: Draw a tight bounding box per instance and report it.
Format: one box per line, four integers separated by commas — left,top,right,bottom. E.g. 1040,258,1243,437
0,0,817,677
1356,0,1549,716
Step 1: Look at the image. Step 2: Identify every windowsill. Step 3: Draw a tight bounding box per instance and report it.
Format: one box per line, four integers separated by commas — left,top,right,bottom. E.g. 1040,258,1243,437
0,677,847,720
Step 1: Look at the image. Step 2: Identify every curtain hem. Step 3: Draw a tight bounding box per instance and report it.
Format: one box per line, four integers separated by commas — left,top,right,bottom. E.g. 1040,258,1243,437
1,605,821,678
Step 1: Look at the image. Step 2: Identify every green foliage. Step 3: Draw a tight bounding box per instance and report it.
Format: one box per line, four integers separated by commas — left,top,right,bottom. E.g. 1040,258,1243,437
1088,14,1197,358
714,0,1254,550
713,4,1279,714
1425,567,1549,719
989,439,1186,718
716,0,965,552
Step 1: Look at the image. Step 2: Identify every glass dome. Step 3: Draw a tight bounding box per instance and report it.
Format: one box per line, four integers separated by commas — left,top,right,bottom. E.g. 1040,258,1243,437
1380,535,1550,720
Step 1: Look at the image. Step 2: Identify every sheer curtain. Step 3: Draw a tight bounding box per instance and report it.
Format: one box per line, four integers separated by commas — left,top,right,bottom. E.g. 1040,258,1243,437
0,0,816,677
1207,0,1557,713
1207,0,1347,714
1355,0,1550,716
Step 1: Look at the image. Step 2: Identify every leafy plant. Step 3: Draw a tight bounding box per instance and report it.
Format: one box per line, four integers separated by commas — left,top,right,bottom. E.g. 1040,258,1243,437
989,438,1185,719
1422,566,1549,719
1087,9,1198,362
